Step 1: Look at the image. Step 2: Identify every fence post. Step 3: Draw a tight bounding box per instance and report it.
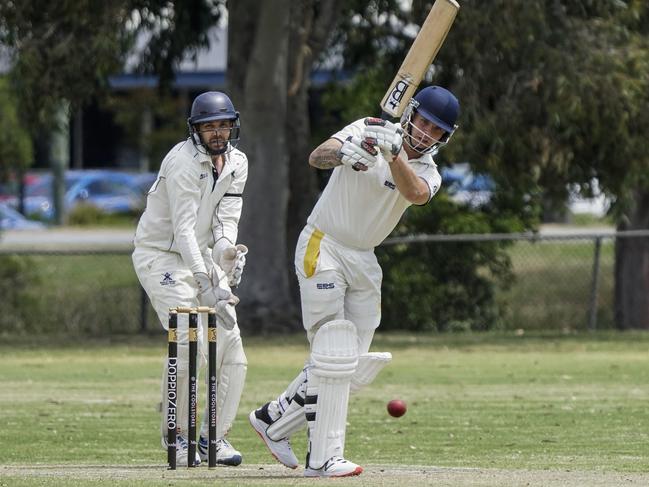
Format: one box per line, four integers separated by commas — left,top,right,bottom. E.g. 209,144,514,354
588,237,603,331
140,286,149,333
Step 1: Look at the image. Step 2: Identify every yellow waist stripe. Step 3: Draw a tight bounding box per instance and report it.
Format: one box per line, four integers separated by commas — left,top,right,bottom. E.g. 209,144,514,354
303,229,324,278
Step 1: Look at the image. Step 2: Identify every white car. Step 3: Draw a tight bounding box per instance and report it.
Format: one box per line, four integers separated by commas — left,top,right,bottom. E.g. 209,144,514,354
0,202,46,230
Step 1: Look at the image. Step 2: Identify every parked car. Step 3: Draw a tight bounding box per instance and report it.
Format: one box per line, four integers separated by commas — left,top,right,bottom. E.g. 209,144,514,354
441,163,495,208
128,172,159,196
22,170,145,221
0,202,46,230
567,179,610,217
0,172,43,204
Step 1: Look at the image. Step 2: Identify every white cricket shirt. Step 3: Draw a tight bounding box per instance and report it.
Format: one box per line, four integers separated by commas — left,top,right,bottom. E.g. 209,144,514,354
306,118,441,250
134,139,248,275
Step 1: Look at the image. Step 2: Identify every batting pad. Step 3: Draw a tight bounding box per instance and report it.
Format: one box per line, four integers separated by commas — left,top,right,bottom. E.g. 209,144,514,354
350,352,392,393
267,367,309,440
306,320,359,469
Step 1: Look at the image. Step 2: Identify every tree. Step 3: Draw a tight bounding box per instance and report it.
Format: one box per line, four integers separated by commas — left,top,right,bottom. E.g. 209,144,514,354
0,2,131,132
439,1,649,328
227,0,338,331
318,1,649,329
0,77,33,183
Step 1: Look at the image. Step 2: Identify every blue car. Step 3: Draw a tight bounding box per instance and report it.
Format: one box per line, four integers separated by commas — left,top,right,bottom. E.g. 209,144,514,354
23,170,145,221
128,172,159,196
441,164,495,208
0,202,46,230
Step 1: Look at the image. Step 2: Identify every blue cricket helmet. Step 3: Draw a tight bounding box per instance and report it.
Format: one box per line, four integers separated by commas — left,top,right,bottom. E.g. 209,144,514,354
187,91,240,155
400,86,460,155
412,86,459,133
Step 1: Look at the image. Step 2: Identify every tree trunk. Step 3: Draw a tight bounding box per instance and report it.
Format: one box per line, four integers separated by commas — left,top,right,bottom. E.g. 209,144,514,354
285,0,339,303
227,0,340,332
614,189,649,329
227,0,297,331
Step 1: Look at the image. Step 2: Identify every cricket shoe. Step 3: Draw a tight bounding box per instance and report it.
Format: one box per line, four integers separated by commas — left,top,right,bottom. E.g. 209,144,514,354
198,436,242,466
304,456,363,478
248,409,299,469
162,435,201,467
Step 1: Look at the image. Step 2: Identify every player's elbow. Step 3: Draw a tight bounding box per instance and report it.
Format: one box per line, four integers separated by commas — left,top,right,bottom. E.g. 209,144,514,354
403,187,430,205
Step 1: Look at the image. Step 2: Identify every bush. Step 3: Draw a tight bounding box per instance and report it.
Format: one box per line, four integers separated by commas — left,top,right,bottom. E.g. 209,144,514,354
0,255,42,332
67,204,140,226
378,194,519,332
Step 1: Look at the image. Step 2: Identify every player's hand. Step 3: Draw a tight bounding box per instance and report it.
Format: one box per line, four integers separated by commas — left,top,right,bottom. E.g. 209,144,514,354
195,271,216,305
194,272,239,329
338,135,378,172
219,244,248,287
213,287,239,330
362,118,403,159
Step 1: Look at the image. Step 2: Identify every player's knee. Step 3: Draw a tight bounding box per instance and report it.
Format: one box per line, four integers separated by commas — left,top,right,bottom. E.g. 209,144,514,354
310,320,359,378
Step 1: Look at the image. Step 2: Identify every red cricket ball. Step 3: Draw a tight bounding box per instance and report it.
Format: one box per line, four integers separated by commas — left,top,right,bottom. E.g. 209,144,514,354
387,399,407,417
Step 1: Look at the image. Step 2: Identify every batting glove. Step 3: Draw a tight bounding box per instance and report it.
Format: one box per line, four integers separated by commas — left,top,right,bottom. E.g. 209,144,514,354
362,117,403,159
338,135,379,171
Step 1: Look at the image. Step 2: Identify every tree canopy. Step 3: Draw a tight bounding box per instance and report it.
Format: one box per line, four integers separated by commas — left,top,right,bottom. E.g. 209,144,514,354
1,0,648,327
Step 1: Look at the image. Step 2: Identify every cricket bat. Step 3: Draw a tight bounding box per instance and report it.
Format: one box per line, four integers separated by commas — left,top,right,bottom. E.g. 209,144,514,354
380,0,460,118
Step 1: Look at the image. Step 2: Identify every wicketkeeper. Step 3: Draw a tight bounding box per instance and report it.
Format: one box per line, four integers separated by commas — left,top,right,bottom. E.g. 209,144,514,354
133,91,249,467
249,86,460,477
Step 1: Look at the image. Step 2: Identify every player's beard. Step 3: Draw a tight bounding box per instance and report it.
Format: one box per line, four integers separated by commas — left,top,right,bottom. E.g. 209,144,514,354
207,136,228,155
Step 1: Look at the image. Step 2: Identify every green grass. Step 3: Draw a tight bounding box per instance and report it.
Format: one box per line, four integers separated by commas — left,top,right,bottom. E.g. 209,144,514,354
0,332,648,486
498,239,614,330
4,237,616,336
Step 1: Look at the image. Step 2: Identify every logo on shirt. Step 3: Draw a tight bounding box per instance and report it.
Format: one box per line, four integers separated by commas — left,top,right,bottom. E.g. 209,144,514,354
316,282,335,290
160,272,176,286
384,180,396,190
200,172,209,180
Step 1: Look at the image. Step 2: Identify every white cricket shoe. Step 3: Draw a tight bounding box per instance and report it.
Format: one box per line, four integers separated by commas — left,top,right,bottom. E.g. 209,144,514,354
198,436,242,466
249,410,299,469
162,435,201,467
304,456,363,478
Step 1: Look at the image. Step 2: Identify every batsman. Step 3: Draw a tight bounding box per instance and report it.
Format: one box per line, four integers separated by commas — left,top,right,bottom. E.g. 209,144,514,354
250,85,460,477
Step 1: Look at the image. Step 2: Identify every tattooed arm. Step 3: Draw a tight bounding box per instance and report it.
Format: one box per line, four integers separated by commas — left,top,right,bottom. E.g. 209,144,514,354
308,138,344,170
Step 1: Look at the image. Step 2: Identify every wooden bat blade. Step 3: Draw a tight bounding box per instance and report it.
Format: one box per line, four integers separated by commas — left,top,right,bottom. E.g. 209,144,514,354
380,0,459,118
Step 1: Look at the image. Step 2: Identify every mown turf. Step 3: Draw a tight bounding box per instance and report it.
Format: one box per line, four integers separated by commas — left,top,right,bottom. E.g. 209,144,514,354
0,331,647,486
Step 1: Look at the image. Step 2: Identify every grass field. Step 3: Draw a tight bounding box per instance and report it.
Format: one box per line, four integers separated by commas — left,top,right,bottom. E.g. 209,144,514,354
2,236,618,336
1,331,648,486
498,239,614,330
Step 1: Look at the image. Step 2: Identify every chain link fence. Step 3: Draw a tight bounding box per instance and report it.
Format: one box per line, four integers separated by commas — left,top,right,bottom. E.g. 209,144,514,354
1,230,646,335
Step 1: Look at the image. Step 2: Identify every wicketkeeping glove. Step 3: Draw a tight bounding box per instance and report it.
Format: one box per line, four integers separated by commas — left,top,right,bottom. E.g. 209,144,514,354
338,135,379,171
362,117,403,159
213,289,239,330
194,272,239,330
219,244,248,287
